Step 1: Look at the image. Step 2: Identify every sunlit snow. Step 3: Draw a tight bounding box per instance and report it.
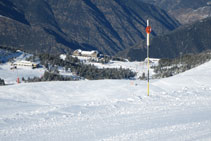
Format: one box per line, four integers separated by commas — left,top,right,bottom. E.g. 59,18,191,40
0,60,211,140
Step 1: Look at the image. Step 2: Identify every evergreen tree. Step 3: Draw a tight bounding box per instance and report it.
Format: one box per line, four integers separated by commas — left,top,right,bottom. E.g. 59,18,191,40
0,78,5,86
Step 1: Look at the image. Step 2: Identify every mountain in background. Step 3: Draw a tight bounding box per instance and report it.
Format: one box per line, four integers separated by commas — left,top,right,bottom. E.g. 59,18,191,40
139,0,211,24
120,17,211,61
0,0,179,55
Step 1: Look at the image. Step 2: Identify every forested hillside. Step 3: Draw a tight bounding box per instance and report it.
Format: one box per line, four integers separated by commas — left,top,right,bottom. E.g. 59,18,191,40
120,17,211,61
0,0,179,55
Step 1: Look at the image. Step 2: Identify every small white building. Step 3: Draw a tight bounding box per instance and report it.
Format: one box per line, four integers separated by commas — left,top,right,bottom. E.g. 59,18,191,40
73,49,98,58
12,60,38,68
145,58,160,66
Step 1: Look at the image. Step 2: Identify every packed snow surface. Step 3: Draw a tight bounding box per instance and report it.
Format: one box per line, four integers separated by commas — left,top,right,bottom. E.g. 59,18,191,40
0,61,211,140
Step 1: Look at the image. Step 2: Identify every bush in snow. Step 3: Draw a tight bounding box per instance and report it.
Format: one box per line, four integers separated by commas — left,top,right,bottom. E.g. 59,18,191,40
0,78,5,86
139,73,146,80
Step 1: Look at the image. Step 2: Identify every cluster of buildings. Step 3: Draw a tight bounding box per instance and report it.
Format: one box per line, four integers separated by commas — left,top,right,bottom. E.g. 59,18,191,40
10,49,99,69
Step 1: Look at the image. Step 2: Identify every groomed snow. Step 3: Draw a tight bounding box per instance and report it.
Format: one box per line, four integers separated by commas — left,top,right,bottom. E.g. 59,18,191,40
0,61,211,141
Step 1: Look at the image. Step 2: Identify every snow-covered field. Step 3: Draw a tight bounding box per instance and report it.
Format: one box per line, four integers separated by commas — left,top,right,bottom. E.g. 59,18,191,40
0,50,45,84
0,63,45,84
0,60,211,140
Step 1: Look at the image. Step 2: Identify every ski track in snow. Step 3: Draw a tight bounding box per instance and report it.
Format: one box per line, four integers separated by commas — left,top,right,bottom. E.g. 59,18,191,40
0,61,211,140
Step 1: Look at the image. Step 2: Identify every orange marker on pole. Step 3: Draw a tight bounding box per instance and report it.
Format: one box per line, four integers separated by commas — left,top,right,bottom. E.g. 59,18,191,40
17,77,20,84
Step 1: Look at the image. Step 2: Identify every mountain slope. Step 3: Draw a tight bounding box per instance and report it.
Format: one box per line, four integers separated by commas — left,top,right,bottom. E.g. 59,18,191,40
139,0,211,24
120,17,211,61
0,0,29,25
0,0,179,55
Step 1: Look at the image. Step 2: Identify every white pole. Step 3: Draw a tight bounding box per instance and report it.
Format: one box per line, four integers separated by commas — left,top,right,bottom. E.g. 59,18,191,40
147,20,150,96
147,20,150,47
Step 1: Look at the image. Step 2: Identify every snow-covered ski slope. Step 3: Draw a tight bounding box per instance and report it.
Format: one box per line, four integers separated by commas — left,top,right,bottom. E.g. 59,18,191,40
0,61,211,141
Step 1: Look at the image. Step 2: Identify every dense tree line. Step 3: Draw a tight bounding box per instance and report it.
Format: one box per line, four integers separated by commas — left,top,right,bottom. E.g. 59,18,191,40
153,50,211,78
23,71,78,82
36,54,136,80
74,65,135,80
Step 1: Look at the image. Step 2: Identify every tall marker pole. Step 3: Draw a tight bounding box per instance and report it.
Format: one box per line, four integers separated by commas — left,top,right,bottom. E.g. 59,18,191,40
146,20,151,96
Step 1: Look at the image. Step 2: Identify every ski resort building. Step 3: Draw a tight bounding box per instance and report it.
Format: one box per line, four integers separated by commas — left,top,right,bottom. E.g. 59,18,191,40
73,49,98,58
12,60,39,69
